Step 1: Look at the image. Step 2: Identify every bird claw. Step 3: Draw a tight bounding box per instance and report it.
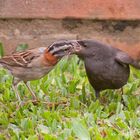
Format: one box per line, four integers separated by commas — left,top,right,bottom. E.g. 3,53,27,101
41,100,68,108
31,99,40,105
15,98,69,111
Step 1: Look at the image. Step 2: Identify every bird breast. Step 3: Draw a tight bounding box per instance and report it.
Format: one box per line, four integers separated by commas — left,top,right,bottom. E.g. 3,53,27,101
10,66,53,82
85,57,130,90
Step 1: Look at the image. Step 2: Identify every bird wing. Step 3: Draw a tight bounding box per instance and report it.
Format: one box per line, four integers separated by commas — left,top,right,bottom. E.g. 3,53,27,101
0,49,41,67
115,51,133,65
115,51,140,69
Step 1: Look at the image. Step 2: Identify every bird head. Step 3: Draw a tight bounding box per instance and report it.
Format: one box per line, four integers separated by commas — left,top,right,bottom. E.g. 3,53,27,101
47,40,82,58
71,40,95,59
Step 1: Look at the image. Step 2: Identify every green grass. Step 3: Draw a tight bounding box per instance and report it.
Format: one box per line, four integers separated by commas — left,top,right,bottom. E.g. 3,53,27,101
0,55,140,139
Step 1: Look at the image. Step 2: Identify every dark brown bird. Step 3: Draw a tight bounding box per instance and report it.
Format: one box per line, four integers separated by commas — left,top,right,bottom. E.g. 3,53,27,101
0,41,78,104
53,39,140,99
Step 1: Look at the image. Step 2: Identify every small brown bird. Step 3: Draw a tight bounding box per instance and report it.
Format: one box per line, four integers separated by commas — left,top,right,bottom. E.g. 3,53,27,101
53,39,140,99
0,41,78,103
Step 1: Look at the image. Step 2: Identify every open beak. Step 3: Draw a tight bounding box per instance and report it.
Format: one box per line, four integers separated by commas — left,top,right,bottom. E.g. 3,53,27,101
67,40,82,55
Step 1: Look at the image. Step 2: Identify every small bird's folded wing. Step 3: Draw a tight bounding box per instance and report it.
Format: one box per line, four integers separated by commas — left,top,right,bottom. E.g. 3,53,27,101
0,49,40,67
115,51,140,69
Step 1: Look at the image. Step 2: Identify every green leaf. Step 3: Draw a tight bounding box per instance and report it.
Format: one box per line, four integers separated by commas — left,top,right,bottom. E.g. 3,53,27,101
16,44,28,52
38,124,49,134
72,119,90,140
28,135,38,140
0,42,4,57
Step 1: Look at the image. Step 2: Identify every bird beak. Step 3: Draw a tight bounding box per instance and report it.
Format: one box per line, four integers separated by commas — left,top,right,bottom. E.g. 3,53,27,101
68,41,82,55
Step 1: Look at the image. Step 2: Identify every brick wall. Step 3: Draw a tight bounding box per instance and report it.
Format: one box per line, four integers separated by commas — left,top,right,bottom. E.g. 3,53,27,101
0,0,140,20
0,0,140,59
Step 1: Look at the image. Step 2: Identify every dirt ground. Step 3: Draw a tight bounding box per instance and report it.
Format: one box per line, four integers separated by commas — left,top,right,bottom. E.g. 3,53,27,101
0,19,140,57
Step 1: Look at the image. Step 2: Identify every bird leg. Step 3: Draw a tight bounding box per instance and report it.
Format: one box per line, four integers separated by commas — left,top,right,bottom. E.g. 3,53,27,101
12,77,23,104
12,84,22,103
95,90,100,100
24,82,38,101
120,88,125,106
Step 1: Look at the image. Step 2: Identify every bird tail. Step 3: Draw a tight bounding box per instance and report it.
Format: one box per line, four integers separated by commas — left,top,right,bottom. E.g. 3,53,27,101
47,40,81,58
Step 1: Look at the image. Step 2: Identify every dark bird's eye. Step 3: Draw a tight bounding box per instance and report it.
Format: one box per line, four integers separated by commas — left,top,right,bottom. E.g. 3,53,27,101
77,41,86,47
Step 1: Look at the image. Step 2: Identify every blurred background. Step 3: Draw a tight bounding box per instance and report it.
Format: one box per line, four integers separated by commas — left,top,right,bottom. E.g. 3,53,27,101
0,0,139,57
